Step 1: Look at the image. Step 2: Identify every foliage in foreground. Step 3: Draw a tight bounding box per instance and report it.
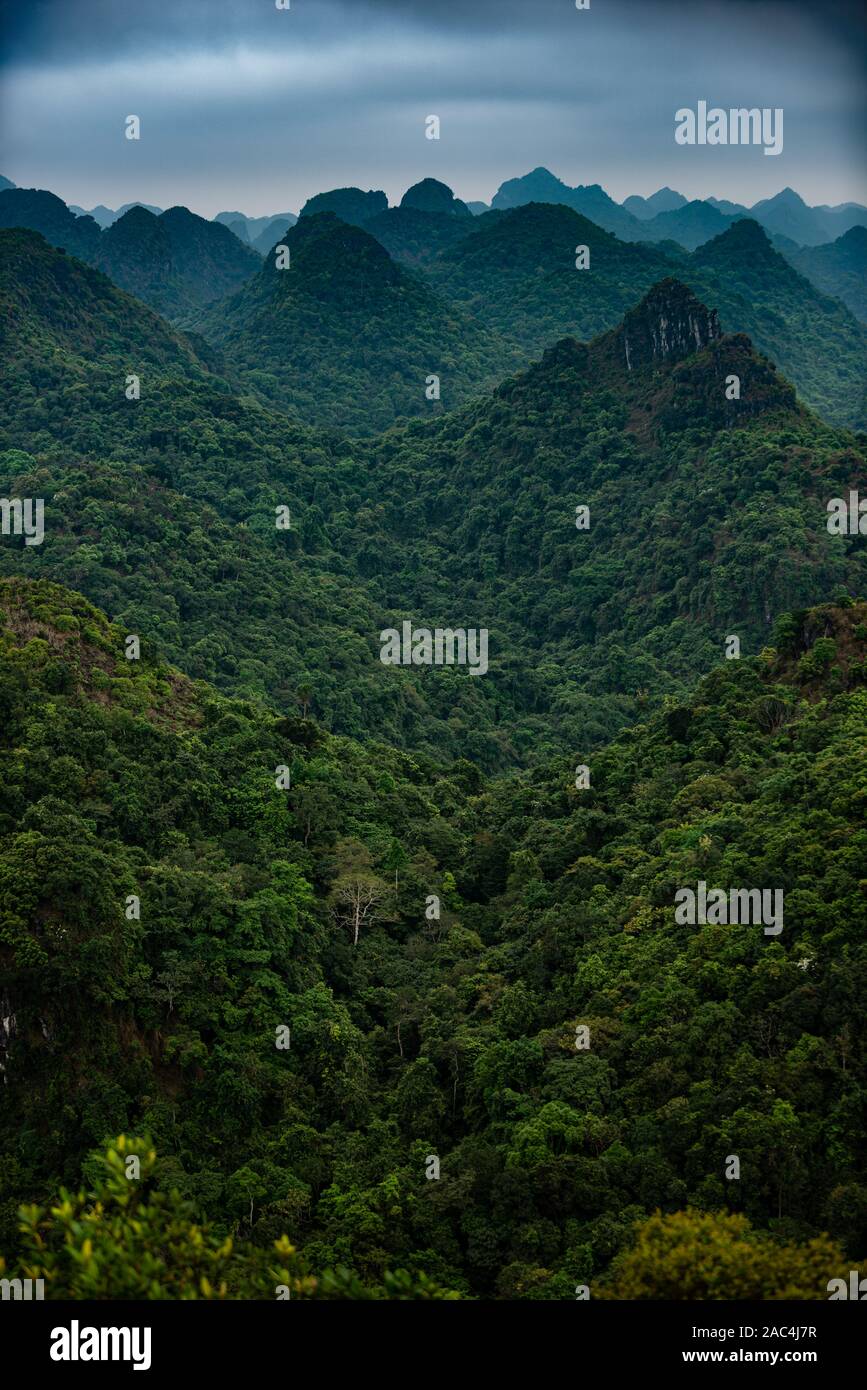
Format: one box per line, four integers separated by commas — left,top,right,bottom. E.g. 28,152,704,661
3,1137,459,1300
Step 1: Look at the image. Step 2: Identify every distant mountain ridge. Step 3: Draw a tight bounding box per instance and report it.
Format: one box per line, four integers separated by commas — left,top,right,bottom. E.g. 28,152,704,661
0,187,260,319
490,168,867,248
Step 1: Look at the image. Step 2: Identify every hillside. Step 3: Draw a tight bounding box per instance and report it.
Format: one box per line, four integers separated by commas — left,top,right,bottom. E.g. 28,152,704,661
691,220,867,430
426,208,867,429
0,577,864,1297
637,199,741,250
3,232,863,772
0,187,101,259
96,205,261,317
425,202,678,349
0,189,261,322
490,168,644,240
0,228,210,376
776,225,867,325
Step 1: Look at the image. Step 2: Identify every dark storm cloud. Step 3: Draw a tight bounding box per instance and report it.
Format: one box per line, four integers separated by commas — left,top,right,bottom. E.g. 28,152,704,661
1,0,864,216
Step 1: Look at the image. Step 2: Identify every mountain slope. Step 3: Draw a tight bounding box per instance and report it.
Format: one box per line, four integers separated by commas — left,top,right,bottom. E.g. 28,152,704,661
0,187,101,260
0,577,864,1294
359,277,865,754
426,209,867,429
491,167,644,240
750,188,867,245
691,219,867,430
623,187,688,219
638,199,741,250
298,187,388,226
775,225,867,325
425,202,677,351
3,234,863,768
0,189,261,321
96,205,262,317
0,228,209,375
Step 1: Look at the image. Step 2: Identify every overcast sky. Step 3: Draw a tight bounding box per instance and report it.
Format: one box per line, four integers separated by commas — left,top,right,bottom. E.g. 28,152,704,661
1,0,864,217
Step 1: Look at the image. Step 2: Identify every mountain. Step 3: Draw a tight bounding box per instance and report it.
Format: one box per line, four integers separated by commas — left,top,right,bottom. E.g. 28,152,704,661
637,199,741,250
364,204,479,269
94,204,261,318
0,228,209,377
491,165,574,209
249,217,296,255
68,202,116,227
691,219,867,430
0,175,16,192
749,187,867,246
68,200,164,227
774,225,867,324
466,201,490,215
400,178,472,217
6,230,861,770
706,195,750,218
813,200,867,235
749,188,829,245
622,186,687,219
215,209,298,250
423,206,866,429
191,211,517,433
424,202,677,351
298,186,388,226
364,181,479,268
0,187,101,259
491,176,867,250
0,189,260,322
490,167,644,240
214,209,252,240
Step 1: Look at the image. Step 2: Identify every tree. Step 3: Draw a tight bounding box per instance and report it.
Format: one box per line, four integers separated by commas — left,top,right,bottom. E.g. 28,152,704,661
598,1210,854,1300
327,839,391,946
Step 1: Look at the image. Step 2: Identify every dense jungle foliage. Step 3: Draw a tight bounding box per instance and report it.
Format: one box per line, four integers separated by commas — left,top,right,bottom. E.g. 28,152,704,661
0,581,864,1297
0,207,865,1301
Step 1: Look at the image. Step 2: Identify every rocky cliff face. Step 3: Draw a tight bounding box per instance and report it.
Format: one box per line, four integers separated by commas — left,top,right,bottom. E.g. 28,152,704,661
621,277,720,370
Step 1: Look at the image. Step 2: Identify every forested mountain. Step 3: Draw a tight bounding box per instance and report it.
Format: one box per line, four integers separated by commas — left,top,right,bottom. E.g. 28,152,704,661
1,153,865,1304
215,209,298,250
0,189,261,320
96,205,262,317
489,169,867,247
623,187,688,219
400,179,472,217
298,187,388,226
423,202,677,347
1,577,863,1297
422,208,867,429
492,168,644,240
2,230,863,771
690,220,867,430
69,200,164,228
0,229,210,376
4,181,863,431
749,187,867,245
190,211,518,433
0,187,102,259
362,205,479,269
636,199,741,250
